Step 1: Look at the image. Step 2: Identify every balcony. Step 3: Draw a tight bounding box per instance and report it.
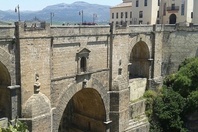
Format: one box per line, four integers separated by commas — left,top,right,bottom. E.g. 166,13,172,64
167,6,179,11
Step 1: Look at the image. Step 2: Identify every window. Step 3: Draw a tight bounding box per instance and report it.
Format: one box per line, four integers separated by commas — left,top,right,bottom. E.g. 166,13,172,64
171,4,175,10
125,12,128,18
130,12,132,18
157,11,159,18
163,3,166,16
191,12,193,18
136,0,139,7
116,12,118,19
80,57,87,72
158,0,160,6
112,13,114,19
139,11,143,18
157,20,160,24
76,48,90,74
121,12,123,18
120,21,123,25
181,4,184,15
139,20,143,24
144,0,148,6
130,21,132,24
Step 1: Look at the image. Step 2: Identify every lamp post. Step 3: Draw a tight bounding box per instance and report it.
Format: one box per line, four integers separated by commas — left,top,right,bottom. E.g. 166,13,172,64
79,10,84,24
93,14,97,24
50,12,54,25
15,5,21,21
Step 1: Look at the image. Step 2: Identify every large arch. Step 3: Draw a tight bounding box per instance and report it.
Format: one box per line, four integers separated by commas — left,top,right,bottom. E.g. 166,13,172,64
53,77,109,132
129,41,150,79
58,88,106,132
169,14,177,24
0,61,11,119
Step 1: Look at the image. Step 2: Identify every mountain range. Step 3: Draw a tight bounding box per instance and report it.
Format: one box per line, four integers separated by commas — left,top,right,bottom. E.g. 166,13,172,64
0,1,111,24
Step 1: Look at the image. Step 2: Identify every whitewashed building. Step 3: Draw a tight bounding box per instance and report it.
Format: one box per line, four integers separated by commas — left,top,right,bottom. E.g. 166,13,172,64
110,0,195,25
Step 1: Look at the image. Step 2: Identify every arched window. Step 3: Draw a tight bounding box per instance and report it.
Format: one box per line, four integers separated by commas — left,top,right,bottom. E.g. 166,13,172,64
80,57,87,72
76,48,90,74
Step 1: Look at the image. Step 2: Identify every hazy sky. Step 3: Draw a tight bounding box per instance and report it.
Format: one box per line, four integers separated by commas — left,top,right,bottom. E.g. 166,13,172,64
0,0,122,11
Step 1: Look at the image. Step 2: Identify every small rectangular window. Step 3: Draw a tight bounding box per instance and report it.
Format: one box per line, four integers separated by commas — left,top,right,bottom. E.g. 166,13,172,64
139,11,143,18
139,20,143,24
130,12,132,18
163,3,166,16
157,11,159,18
136,0,139,7
191,12,193,18
125,12,128,18
121,12,123,18
144,0,148,6
181,4,184,15
158,0,160,6
116,13,118,19
112,13,114,19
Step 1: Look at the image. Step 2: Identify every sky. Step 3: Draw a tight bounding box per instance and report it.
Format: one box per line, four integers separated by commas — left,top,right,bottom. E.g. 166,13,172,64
0,0,122,11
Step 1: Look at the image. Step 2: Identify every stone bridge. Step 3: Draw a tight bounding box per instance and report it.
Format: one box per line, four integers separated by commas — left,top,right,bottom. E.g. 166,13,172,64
1,22,198,132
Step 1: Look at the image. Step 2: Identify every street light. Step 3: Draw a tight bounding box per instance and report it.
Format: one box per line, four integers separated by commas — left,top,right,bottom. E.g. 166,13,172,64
79,10,84,24
93,14,97,24
15,5,21,21
50,12,54,25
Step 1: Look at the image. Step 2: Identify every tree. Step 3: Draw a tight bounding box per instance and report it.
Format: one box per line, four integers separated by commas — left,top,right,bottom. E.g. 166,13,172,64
165,57,198,97
153,88,186,132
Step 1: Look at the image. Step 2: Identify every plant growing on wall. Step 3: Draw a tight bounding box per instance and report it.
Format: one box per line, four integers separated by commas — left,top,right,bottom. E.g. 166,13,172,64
0,119,28,132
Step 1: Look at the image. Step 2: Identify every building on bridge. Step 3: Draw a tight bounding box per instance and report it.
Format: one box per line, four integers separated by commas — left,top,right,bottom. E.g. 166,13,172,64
110,0,194,25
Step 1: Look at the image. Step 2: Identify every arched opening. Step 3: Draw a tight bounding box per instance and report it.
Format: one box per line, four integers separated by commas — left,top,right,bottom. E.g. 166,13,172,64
80,57,87,72
169,14,176,24
129,41,150,79
0,61,11,119
58,88,106,132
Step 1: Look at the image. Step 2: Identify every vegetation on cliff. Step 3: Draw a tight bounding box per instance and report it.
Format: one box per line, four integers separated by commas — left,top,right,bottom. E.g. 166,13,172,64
145,57,198,132
0,119,28,132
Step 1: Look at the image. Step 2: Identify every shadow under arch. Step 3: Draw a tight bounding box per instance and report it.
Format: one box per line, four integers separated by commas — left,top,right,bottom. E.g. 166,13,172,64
58,88,106,132
129,41,150,79
0,61,11,119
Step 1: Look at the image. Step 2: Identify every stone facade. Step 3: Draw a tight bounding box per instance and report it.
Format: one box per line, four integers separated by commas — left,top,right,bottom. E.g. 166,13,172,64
1,22,198,132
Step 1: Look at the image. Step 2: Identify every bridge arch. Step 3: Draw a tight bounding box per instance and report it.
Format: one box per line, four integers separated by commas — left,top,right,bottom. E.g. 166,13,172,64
0,61,11,119
53,78,109,132
129,41,150,79
58,88,106,132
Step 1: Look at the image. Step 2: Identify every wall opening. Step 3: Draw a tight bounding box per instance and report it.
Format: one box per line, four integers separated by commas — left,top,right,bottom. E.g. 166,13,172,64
129,41,150,79
0,61,11,119
169,14,176,24
58,88,106,132
80,57,87,72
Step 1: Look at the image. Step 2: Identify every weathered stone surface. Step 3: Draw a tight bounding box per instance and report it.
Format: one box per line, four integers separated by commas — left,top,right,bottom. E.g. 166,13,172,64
2,22,198,132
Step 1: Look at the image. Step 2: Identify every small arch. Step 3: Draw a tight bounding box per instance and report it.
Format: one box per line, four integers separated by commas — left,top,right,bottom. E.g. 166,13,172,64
169,14,176,24
80,57,87,72
129,41,150,79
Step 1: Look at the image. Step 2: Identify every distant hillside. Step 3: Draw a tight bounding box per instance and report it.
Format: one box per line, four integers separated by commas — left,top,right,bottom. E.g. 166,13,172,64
0,1,110,24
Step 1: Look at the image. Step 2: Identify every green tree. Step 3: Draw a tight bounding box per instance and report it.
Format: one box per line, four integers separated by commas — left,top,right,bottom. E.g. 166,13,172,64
153,88,186,132
165,57,198,97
